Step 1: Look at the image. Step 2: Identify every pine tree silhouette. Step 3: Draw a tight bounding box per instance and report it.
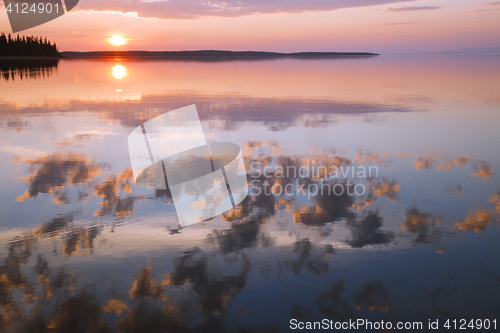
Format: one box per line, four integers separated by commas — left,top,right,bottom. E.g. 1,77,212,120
0,33,61,57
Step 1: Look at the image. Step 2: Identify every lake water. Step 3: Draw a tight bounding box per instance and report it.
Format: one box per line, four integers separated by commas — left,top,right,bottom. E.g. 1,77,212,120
0,54,499,332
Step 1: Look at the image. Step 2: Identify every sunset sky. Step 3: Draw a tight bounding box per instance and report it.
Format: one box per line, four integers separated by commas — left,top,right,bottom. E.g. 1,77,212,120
0,0,499,53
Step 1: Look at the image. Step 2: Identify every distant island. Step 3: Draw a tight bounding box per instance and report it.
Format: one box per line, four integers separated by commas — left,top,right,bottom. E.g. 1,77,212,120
61,50,379,61
0,33,62,58
0,32,378,60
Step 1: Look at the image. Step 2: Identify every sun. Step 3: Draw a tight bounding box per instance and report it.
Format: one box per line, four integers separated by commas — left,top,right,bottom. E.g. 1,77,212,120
108,35,128,46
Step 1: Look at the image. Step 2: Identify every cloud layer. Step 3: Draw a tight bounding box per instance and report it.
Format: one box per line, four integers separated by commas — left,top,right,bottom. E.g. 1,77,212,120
74,0,414,19
387,6,441,12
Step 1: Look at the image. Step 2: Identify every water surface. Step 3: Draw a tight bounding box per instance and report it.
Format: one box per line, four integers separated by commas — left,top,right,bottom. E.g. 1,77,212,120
0,54,499,332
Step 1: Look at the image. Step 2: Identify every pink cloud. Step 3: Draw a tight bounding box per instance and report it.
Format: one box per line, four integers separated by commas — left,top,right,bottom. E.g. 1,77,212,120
387,6,441,12
73,0,415,19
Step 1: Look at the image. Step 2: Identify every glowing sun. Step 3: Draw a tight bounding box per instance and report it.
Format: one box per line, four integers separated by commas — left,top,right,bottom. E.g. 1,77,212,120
108,35,128,46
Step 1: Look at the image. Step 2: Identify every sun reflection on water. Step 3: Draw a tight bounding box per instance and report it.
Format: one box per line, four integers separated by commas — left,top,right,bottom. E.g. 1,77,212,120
112,64,127,79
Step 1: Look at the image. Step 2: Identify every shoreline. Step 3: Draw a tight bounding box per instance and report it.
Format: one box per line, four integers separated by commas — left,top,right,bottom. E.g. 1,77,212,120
59,50,380,60
0,56,63,59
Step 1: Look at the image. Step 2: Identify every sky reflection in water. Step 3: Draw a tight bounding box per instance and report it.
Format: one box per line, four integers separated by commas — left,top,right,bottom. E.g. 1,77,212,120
0,55,499,332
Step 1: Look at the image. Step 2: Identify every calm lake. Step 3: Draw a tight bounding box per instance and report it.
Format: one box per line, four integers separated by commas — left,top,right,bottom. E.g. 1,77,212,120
0,54,499,332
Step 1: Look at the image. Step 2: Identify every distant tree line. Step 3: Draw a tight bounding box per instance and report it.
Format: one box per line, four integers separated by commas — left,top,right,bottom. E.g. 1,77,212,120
0,33,61,57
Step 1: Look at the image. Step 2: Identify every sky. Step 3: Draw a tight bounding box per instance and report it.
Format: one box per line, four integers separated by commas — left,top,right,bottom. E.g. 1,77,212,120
0,0,499,53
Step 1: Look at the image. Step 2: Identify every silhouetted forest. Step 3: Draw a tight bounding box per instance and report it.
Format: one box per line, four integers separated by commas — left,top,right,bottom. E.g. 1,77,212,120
0,33,61,57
